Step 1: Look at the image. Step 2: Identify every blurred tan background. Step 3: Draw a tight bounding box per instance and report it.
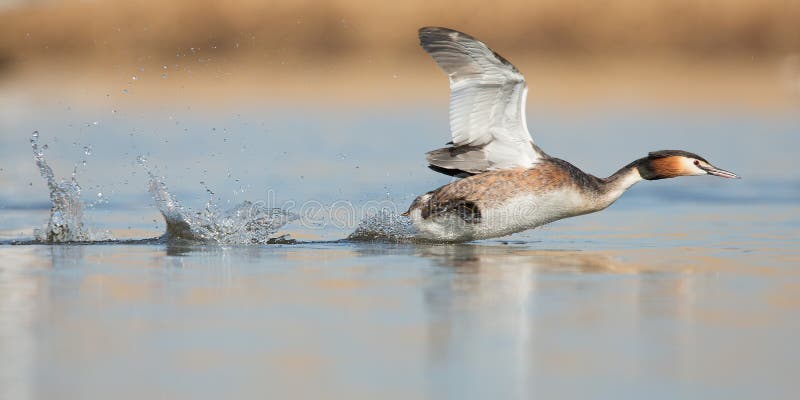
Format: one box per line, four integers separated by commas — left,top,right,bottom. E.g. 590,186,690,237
0,0,799,108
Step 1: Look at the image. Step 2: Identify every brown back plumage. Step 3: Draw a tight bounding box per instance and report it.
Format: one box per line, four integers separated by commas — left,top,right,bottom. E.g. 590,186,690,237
404,158,603,222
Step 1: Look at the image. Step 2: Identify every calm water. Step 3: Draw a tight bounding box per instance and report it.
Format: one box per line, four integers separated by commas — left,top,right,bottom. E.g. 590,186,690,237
1,101,799,399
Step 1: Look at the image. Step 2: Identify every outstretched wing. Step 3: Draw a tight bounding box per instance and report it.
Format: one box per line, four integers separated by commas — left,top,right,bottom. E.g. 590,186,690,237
419,27,545,176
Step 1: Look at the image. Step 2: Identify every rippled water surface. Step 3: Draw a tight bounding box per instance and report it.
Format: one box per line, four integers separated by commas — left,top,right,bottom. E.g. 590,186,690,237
1,102,799,399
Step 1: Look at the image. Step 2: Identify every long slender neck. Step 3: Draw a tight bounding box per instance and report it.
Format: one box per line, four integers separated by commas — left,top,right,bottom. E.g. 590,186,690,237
598,158,646,206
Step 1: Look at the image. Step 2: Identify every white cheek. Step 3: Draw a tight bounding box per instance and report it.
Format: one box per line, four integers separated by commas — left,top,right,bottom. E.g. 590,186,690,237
680,158,707,176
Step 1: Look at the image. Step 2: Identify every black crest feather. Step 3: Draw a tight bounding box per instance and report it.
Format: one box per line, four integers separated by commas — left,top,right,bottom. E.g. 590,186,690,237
648,150,707,162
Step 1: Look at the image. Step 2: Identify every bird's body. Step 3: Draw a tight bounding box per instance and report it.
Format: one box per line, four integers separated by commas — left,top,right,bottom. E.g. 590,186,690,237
406,156,640,241
404,27,738,243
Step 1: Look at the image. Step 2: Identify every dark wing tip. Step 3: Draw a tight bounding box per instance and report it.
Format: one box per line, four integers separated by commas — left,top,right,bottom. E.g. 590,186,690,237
417,26,518,73
427,165,474,178
419,26,469,37
418,26,477,48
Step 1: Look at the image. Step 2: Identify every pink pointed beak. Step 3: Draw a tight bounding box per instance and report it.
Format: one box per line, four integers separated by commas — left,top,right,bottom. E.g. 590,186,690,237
701,164,740,179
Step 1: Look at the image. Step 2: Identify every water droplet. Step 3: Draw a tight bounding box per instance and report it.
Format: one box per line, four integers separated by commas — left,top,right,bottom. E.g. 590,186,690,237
31,131,39,139
161,73,167,79
97,192,103,198
83,145,92,156
131,75,138,81
162,65,168,70
136,155,147,165
42,144,48,150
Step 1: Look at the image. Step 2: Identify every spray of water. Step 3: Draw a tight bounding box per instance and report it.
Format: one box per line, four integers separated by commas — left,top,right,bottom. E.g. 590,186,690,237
27,132,420,245
30,132,113,242
347,209,417,242
30,131,93,242
139,156,298,244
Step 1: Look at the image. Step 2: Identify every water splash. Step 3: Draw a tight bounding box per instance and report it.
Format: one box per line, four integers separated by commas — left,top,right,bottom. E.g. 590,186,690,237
27,134,416,245
141,158,297,244
347,209,417,242
31,131,90,242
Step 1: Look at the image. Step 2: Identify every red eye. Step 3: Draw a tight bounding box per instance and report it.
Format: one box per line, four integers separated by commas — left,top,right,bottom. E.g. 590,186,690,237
693,160,700,166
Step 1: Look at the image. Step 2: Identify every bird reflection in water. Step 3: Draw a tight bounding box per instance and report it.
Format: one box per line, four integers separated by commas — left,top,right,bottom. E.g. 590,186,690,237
402,243,704,398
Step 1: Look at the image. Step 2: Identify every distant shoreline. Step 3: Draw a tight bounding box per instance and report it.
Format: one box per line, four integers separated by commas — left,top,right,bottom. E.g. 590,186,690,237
1,0,798,66
1,55,797,111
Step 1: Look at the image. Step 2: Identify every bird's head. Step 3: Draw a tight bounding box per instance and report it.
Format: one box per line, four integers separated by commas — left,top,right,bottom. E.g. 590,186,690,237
639,150,739,180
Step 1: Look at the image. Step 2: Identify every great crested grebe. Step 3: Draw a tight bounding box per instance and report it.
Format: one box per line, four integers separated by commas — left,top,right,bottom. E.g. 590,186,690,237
403,27,739,242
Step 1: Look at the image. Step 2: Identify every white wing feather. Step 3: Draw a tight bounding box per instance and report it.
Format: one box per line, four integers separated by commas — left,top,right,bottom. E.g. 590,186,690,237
419,27,544,174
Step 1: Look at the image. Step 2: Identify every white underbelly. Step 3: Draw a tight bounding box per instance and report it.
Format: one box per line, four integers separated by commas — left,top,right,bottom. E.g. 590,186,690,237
409,190,591,242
